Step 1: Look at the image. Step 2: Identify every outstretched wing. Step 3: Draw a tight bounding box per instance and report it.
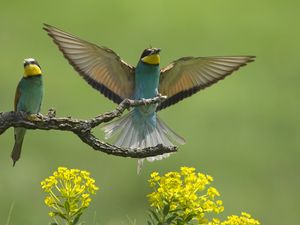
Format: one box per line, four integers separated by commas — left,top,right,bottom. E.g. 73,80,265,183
158,56,255,110
44,24,135,104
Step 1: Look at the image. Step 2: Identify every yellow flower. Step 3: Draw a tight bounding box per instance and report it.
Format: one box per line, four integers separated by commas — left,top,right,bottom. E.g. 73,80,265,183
147,167,260,225
48,212,55,217
221,212,260,225
82,196,92,208
207,187,220,199
41,167,99,222
180,166,195,174
147,167,222,223
41,175,58,192
44,196,55,206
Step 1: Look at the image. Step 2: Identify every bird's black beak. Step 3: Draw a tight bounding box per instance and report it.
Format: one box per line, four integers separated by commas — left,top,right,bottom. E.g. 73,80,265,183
153,48,161,54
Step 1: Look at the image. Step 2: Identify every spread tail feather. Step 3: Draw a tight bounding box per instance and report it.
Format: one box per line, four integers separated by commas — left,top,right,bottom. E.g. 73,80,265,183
11,128,26,166
102,111,185,173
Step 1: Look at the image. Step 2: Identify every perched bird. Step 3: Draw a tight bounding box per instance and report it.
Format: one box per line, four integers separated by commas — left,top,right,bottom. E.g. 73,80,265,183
43,24,255,170
12,58,43,165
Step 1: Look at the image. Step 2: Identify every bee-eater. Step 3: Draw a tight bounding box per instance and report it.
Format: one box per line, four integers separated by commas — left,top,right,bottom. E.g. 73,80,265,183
12,58,43,165
43,24,254,169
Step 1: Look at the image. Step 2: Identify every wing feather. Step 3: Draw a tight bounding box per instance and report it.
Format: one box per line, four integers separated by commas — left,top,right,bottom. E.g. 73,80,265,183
14,83,21,111
43,24,135,104
158,56,255,110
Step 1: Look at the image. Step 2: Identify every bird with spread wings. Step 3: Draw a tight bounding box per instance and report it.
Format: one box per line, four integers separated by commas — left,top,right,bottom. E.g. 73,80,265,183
44,24,255,170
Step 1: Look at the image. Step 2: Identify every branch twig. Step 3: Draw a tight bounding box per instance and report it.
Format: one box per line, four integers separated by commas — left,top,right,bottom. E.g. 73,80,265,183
0,95,177,158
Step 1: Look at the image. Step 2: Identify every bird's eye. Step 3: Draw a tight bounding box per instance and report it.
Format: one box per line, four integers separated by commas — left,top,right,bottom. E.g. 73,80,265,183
141,49,153,58
36,63,41,68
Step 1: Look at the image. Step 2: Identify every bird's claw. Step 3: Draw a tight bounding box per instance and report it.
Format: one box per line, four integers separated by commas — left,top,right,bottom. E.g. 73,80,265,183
156,93,167,100
26,114,42,122
141,98,148,105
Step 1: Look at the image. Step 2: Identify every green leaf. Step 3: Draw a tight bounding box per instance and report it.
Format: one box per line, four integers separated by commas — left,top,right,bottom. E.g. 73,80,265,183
149,209,159,222
73,212,83,225
49,223,58,225
147,220,152,225
176,218,184,225
162,199,169,205
166,214,177,224
184,213,195,223
64,200,70,212
148,213,155,224
163,204,170,216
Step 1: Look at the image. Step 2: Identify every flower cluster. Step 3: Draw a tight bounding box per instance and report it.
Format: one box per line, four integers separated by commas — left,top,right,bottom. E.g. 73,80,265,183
209,212,260,225
147,167,224,224
41,167,99,224
147,167,260,225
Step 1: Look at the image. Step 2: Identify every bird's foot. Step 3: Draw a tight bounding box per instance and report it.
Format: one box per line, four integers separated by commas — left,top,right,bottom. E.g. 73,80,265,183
26,114,42,122
141,98,148,105
156,93,167,99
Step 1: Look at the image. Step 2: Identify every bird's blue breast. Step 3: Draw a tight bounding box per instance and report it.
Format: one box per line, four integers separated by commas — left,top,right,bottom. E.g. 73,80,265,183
134,62,160,100
132,61,160,128
17,76,43,113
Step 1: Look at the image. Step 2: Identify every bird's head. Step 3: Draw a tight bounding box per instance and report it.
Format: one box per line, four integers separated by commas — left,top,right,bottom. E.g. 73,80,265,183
23,58,42,78
140,48,161,65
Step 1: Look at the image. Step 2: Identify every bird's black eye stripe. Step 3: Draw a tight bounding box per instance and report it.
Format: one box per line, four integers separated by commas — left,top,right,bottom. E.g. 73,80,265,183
34,61,41,68
140,49,153,58
23,61,41,68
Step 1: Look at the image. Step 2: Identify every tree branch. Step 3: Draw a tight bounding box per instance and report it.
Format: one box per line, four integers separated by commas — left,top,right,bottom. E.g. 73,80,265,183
0,95,177,158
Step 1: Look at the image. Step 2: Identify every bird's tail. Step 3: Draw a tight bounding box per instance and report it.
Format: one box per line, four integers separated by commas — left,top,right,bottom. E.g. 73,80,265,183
102,111,185,173
11,128,26,166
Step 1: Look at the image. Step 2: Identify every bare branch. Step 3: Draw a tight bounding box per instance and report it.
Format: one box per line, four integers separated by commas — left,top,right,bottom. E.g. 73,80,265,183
0,95,177,158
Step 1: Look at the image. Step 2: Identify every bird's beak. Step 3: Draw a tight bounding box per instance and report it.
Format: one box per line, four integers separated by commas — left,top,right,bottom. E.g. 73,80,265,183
153,48,161,54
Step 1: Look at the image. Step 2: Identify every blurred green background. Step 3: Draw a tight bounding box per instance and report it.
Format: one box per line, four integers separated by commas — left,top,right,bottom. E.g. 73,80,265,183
0,0,299,224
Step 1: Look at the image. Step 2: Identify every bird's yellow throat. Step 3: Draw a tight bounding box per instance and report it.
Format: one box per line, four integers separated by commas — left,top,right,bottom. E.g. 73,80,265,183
24,64,42,77
142,54,160,65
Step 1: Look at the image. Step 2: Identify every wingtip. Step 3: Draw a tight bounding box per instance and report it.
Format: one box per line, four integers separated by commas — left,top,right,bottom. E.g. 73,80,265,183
247,55,256,62
43,23,58,39
43,23,50,29
42,23,51,32
43,23,60,33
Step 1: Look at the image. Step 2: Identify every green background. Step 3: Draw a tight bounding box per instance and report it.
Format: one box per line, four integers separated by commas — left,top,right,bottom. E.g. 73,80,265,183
0,0,299,224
